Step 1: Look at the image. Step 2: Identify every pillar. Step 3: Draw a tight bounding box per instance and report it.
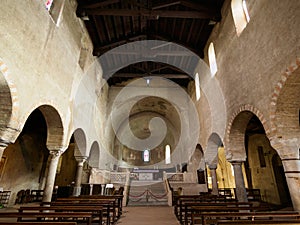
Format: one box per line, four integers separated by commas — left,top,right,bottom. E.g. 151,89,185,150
209,165,219,195
270,138,300,211
42,149,63,203
231,161,248,202
72,156,87,196
281,159,300,212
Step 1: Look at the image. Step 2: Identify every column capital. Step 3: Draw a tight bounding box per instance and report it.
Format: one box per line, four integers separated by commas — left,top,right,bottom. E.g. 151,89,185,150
208,164,217,170
49,149,64,157
228,160,245,165
75,156,88,163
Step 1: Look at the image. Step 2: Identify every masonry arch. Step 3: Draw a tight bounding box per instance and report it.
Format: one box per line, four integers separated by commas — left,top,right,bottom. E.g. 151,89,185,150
89,141,100,168
269,59,300,152
31,105,65,150
0,108,49,204
72,128,87,157
269,57,300,139
225,106,269,161
205,133,223,166
0,58,19,146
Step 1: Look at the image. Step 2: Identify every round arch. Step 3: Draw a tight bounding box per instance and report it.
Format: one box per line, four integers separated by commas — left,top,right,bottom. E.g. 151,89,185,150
73,128,87,157
89,141,100,168
0,58,19,144
205,132,223,166
225,105,269,161
269,57,300,137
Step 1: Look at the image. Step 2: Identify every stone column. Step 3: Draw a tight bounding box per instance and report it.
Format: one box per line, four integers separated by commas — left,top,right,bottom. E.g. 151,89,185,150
270,138,300,211
72,156,87,196
281,159,300,212
42,149,63,203
209,165,219,195
231,161,248,202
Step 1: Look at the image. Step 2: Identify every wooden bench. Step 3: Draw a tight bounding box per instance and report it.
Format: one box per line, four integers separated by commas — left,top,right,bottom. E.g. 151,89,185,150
183,205,257,225
174,194,236,219
0,212,92,225
178,201,254,224
0,223,77,225
217,220,300,225
51,199,115,225
191,211,300,225
78,195,123,218
19,205,103,225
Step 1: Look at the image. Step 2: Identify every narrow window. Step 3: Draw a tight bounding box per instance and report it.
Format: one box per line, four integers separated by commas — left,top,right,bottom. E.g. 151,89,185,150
195,73,201,100
165,145,171,164
143,149,150,162
231,0,250,36
208,43,218,77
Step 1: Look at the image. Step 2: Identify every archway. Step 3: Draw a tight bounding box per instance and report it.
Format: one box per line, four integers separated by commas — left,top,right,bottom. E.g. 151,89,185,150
0,108,49,205
245,114,292,207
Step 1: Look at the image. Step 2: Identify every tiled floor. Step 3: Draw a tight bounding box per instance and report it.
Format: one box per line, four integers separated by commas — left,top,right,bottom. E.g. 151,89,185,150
117,206,180,225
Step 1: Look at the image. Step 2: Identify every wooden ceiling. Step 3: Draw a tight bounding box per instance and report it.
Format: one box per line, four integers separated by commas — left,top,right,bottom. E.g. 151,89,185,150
76,0,225,86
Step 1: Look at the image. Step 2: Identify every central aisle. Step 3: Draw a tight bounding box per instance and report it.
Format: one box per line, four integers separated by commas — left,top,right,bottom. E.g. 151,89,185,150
118,206,179,225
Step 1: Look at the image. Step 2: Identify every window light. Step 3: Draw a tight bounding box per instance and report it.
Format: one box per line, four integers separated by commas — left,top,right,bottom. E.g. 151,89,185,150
208,43,218,77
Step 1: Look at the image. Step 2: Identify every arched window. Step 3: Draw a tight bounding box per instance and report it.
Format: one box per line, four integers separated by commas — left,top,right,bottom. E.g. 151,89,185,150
143,149,150,162
208,43,218,77
195,73,201,101
231,0,250,36
165,145,171,164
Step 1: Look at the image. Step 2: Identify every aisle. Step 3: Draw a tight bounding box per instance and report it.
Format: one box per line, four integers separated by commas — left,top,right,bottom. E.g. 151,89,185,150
118,206,179,225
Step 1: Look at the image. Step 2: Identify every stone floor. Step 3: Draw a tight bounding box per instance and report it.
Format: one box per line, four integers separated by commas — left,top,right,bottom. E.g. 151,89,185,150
117,206,180,225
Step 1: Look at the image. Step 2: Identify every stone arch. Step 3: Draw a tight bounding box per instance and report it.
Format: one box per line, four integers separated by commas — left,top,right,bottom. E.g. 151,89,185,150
89,141,100,168
188,144,205,171
16,105,66,151
73,128,87,157
269,57,300,139
34,105,65,150
0,58,19,144
225,105,269,161
205,133,223,166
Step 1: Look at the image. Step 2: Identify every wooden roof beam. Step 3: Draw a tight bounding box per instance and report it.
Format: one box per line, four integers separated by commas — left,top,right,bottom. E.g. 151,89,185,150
78,0,120,9
112,73,190,79
79,9,219,20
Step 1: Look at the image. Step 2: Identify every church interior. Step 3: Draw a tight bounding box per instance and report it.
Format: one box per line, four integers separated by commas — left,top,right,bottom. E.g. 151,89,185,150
0,0,299,224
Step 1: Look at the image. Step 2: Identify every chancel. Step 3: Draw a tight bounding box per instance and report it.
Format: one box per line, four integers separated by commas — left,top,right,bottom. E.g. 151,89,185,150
0,0,299,224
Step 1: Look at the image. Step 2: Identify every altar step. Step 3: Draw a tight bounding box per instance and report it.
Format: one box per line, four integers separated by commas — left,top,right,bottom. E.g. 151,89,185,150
128,181,168,206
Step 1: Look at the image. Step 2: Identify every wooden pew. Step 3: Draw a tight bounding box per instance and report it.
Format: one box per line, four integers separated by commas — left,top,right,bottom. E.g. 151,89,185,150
77,195,123,218
191,211,300,225
217,220,300,225
0,212,93,225
51,199,115,225
0,223,77,225
19,205,103,225
183,205,256,225
174,194,235,219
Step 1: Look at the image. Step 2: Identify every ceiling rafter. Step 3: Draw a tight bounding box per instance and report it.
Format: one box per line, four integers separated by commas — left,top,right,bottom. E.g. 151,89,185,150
78,8,219,20
77,0,225,86
112,73,190,79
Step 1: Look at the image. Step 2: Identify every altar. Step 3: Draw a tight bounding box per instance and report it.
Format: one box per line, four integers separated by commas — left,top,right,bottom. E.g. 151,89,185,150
131,169,161,181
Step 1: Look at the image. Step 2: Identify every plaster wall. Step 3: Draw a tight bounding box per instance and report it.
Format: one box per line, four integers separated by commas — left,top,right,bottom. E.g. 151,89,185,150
201,0,300,145
0,0,97,144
